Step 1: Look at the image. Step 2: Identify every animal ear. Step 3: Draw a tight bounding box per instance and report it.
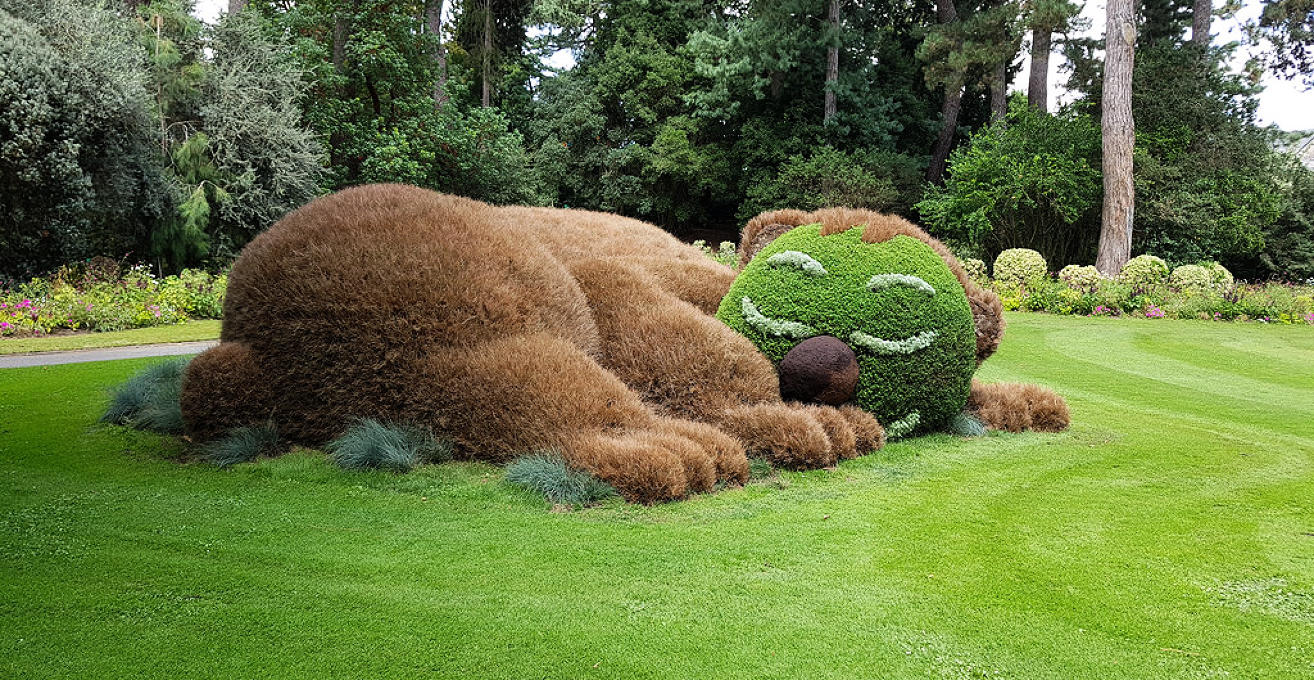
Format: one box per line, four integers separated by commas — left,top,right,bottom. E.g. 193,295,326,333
966,282,1005,365
737,209,812,269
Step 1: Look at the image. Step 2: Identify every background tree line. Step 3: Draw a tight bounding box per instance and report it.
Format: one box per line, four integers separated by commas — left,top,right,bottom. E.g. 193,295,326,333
2,0,1313,282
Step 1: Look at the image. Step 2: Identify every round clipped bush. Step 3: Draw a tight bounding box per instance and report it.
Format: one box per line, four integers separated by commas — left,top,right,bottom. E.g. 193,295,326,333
1205,262,1234,290
960,257,989,286
1170,264,1213,291
1171,262,1235,293
715,223,976,436
993,249,1048,285
1058,264,1102,293
1119,254,1169,288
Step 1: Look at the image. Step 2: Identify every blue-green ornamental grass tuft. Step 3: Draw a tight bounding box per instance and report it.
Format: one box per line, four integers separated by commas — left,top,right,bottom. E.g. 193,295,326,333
100,357,189,434
505,453,617,506
948,411,987,437
203,423,281,467
325,419,451,473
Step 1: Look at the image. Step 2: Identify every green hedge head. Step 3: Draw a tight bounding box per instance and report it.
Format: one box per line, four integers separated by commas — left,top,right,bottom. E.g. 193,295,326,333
716,223,976,436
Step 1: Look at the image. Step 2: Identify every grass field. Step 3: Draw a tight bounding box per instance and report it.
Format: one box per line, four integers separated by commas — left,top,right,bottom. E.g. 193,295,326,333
0,320,221,355
1,313,1312,678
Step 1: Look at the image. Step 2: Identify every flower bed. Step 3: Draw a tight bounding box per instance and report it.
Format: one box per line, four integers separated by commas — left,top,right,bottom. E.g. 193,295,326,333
1,259,226,337
993,276,1313,324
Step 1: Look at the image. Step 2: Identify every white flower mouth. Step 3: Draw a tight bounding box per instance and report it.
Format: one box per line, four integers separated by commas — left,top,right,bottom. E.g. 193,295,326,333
884,411,921,439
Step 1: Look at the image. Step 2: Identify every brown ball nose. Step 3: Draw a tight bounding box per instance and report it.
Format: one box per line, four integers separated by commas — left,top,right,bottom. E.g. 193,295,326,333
778,335,859,405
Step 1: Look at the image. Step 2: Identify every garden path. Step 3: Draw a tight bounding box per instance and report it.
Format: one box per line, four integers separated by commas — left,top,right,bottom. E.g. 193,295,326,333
0,341,217,369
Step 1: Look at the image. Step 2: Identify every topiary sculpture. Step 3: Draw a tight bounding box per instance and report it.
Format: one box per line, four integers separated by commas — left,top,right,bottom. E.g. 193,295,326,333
1119,254,1170,288
993,249,1048,285
723,209,1069,439
716,223,976,437
182,185,1068,504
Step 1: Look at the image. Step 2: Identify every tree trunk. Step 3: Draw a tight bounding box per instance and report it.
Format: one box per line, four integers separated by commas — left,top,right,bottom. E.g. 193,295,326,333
482,0,493,108
824,0,839,123
228,0,247,14
426,0,448,109
1096,0,1136,276
332,8,351,75
927,0,961,183
1192,0,1211,44
991,61,1008,122
927,81,963,183
1028,28,1050,111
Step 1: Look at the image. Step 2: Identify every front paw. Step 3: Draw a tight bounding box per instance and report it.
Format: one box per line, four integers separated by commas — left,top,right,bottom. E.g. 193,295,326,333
717,404,835,469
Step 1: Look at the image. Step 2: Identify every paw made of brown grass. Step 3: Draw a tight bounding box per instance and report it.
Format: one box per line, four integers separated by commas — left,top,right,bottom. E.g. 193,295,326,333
967,381,1071,433
716,403,836,469
656,418,750,488
560,424,743,504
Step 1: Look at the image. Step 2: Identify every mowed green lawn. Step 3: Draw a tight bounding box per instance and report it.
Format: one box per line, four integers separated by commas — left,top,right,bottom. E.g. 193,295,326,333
1,313,1311,678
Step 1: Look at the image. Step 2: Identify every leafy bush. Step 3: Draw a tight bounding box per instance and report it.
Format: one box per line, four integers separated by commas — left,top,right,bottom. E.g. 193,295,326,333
917,102,1102,266
960,258,989,286
505,452,617,506
204,423,281,467
325,419,451,473
101,358,189,434
1058,265,1102,294
1170,264,1214,292
0,3,171,280
984,259,1313,324
1119,254,1170,288
0,263,225,336
1205,262,1235,290
993,249,1048,285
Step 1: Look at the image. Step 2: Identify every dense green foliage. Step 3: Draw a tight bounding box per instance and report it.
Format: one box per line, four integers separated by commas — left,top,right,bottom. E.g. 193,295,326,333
4,316,1314,677
0,3,170,279
0,0,322,279
918,101,1102,265
716,224,976,434
3,0,1313,283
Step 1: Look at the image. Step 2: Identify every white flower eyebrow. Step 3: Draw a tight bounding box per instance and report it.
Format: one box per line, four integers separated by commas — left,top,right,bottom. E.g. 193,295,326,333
766,251,828,276
741,297,816,339
866,273,935,296
849,329,938,355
